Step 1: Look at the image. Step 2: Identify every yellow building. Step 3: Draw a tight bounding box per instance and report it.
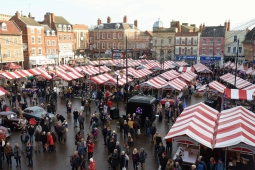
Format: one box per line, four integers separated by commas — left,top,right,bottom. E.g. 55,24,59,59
0,20,23,68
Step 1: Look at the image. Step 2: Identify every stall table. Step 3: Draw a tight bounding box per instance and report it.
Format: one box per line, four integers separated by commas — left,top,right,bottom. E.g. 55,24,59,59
173,145,199,165
160,98,175,105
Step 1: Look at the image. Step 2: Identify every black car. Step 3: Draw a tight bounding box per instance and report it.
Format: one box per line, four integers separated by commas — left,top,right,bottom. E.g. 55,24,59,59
0,111,22,131
22,106,54,122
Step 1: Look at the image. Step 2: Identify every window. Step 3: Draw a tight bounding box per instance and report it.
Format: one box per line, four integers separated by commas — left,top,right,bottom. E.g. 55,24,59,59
102,42,105,49
46,30,50,36
5,37,10,45
6,50,11,58
96,33,99,39
38,48,42,55
89,37,93,43
47,49,51,54
14,50,18,58
193,38,197,45
13,38,18,44
113,33,116,39
203,39,206,44
181,38,185,45
233,47,236,53
52,30,55,35
202,49,205,55
107,33,110,39
58,25,62,31
68,25,71,31
47,40,51,46
1,23,6,30
118,33,122,39
187,38,191,45
216,49,220,55
227,47,231,53
210,38,213,44
102,33,105,39
187,48,191,55
38,36,42,44
107,42,110,49
168,39,172,44
175,47,179,54
239,47,242,53
181,47,185,54
97,42,100,49
52,40,56,46
52,49,56,54
31,36,35,44
63,25,67,31
113,42,116,49
118,42,122,49
37,29,41,34
210,49,213,55
175,38,180,45
217,39,221,44
193,48,197,55
64,35,66,40
59,34,62,40
31,48,36,55
31,28,34,34
68,35,71,40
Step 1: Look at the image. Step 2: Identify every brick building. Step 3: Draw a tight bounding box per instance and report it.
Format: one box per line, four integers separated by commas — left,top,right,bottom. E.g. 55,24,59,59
175,23,200,65
42,12,75,64
243,27,255,64
0,20,23,68
72,24,89,58
89,15,151,59
11,12,46,69
199,23,226,67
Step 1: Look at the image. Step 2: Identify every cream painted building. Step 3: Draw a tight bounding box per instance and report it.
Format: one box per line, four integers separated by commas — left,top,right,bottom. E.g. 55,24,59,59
0,14,12,21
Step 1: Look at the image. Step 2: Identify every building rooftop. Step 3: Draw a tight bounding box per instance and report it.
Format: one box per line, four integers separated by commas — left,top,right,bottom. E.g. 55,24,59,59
201,26,225,37
94,22,138,30
54,16,71,25
19,16,42,26
72,24,88,30
0,20,22,35
243,27,255,44
153,19,163,28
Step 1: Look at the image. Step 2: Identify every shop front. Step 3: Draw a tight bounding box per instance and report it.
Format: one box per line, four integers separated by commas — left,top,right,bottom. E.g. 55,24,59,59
47,55,59,64
199,56,222,67
175,56,197,65
29,56,48,68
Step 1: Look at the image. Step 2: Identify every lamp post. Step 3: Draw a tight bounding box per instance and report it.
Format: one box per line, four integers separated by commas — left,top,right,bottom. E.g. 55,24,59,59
97,24,104,73
206,84,210,100
125,36,128,108
160,38,163,71
234,37,239,87
0,44,2,70
213,29,216,66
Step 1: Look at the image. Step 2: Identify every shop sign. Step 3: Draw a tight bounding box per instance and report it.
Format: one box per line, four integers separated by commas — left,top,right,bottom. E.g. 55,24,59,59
228,143,255,154
200,56,221,61
104,81,116,86
173,136,199,146
175,56,197,60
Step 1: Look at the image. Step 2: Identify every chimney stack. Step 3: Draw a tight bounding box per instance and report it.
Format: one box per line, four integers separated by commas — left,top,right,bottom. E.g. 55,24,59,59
134,20,138,28
123,15,127,23
227,20,230,31
202,23,205,30
97,18,101,25
193,27,196,32
199,24,202,32
28,12,32,18
224,20,228,30
51,13,55,22
15,11,20,19
107,16,111,23
177,21,181,32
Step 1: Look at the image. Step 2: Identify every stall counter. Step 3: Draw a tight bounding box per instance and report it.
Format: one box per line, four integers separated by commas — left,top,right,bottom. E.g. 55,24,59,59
173,146,199,164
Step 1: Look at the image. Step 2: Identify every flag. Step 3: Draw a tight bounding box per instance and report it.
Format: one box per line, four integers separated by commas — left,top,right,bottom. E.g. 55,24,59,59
183,97,187,109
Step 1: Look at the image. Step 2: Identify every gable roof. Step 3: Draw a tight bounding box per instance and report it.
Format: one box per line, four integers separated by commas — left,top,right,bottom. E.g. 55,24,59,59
201,26,225,37
94,22,138,30
243,27,255,44
19,16,42,26
54,16,70,25
0,20,22,35
72,24,88,30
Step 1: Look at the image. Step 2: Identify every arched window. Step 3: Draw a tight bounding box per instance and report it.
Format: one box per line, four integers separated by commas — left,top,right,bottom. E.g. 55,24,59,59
58,24,62,31
118,42,122,49
63,25,67,31
113,42,116,49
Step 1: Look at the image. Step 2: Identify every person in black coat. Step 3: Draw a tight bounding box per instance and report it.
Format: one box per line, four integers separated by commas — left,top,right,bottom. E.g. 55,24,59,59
150,123,157,142
107,138,115,155
119,151,126,169
102,125,107,145
41,132,47,152
26,142,33,167
56,114,65,123
111,149,119,170
123,121,129,140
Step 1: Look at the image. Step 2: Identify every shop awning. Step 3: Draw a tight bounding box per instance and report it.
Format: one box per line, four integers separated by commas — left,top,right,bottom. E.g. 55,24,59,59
165,102,218,148
15,70,33,78
243,85,255,96
28,68,52,80
180,72,196,82
224,88,253,100
214,106,255,148
160,70,180,81
0,72,21,79
178,67,195,72
3,62,21,70
90,73,113,84
209,81,226,94
140,76,167,89
0,87,8,96
175,61,188,67
220,73,252,89
161,78,187,91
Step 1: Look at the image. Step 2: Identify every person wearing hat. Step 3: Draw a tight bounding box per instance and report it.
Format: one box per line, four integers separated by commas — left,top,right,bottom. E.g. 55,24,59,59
196,156,207,170
160,152,168,170
215,158,224,170
88,157,96,170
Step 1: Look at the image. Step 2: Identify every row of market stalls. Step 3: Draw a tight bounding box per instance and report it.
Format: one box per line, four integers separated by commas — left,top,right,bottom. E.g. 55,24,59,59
165,102,255,169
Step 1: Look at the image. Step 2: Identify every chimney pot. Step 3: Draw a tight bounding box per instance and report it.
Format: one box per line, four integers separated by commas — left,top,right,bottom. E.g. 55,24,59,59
202,23,205,30
97,18,101,25
16,11,20,19
134,20,138,28
51,13,55,22
123,15,127,23
227,20,230,31
107,16,111,23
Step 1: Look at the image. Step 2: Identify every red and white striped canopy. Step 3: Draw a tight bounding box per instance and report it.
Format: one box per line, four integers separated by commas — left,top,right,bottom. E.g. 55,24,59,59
246,67,253,74
0,72,21,79
165,102,218,148
178,67,195,72
161,78,187,91
89,61,99,66
220,73,251,89
0,87,8,96
96,66,111,73
28,68,52,80
82,67,99,76
175,61,188,67
224,88,253,100
164,61,175,70
160,70,180,80
243,85,255,97
180,72,196,82
209,81,226,94
90,73,113,84
140,76,167,89
224,61,231,68
214,106,255,148
197,84,207,92
193,63,212,73
15,70,33,77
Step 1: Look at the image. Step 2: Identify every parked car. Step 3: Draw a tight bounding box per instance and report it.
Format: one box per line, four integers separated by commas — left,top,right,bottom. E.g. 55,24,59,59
0,111,22,131
0,125,11,138
22,106,54,122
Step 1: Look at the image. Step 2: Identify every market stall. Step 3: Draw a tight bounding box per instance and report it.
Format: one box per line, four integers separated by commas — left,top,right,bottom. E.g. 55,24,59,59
178,67,195,73
159,70,180,81
220,73,252,89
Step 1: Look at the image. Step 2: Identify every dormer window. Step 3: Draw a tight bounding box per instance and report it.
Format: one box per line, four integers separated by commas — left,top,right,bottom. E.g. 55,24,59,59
46,30,50,36
63,25,67,31
58,24,62,31
115,24,120,29
1,22,7,30
52,30,55,35
68,25,71,31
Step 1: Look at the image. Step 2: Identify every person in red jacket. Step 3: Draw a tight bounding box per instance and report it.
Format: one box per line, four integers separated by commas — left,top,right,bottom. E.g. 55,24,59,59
88,158,96,170
106,99,112,113
47,132,54,153
87,140,95,160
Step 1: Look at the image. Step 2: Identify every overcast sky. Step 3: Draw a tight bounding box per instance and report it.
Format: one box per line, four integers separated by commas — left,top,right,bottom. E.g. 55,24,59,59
1,0,255,31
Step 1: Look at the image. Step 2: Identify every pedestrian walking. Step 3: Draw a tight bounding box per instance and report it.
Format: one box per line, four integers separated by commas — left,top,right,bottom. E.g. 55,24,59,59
144,117,151,136
88,158,96,170
20,131,29,153
87,140,95,160
34,129,42,153
73,109,79,128
139,148,147,170
120,151,127,170
78,112,85,130
26,142,33,167
4,142,13,167
132,148,139,170
111,149,119,170
47,132,54,153
13,143,21,167
70,151,81,170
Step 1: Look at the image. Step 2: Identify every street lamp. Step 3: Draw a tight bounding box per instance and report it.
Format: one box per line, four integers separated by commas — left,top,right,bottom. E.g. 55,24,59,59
110,69,123,116
97,24,104,73
206,84,210,99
